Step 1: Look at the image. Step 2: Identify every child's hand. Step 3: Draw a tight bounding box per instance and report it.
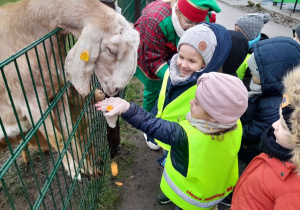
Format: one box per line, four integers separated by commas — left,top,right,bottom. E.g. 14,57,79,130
95,97,130,116
95,97,130,128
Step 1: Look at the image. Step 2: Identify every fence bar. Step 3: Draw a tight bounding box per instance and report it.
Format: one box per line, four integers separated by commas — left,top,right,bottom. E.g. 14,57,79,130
134,0,141,22
0,1,148,209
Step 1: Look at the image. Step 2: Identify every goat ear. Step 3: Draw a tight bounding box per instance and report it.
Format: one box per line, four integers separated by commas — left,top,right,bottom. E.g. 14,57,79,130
65,25,101,96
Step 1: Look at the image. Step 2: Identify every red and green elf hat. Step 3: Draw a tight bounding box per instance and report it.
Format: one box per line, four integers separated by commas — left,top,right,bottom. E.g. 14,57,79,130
178,0,221,22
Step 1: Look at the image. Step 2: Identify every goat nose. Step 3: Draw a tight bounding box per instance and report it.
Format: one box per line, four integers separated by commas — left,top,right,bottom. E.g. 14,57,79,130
115,87,120,93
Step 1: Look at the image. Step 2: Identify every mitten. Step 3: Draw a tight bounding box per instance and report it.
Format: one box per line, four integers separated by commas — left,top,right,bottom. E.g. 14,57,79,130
95,97,130,128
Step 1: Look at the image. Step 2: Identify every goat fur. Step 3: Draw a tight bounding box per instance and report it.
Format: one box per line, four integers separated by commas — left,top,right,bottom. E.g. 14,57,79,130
0,0,139,179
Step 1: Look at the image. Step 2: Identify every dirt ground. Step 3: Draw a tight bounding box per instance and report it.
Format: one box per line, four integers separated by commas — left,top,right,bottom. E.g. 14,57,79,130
0,112,108,210
116,131,176,210
0,147,77,210
115,131,231,210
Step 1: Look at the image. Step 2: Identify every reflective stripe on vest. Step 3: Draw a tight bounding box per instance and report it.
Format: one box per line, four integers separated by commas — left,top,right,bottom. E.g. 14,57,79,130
155,70,197,150
163,169,224,208
161,120,242,209
156,69,170,117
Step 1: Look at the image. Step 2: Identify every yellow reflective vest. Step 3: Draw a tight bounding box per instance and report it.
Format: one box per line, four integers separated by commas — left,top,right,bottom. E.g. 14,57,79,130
155,70,197,150
236,54,251,80
160,120,242,210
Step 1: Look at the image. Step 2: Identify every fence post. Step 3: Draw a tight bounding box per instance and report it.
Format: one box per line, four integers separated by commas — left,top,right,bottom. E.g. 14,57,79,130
107,119,120,158
107,0,143,158
134,0,141,22
106,93,120,158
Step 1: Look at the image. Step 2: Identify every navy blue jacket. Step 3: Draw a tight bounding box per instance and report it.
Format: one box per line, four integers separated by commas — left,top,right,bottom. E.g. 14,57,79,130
122,103,189,176
241,37,300,145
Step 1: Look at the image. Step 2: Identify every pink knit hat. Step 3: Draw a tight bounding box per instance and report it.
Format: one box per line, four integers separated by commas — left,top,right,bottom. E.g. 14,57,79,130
196,72,248,124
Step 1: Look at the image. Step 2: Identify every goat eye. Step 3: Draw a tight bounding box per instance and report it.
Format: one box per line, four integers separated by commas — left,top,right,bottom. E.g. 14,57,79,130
108,48,117,56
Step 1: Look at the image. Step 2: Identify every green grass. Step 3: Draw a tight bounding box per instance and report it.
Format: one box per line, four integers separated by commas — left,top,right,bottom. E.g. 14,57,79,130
120,77,144,138
95,140,138,210
0,0,20,6
124,77,144,106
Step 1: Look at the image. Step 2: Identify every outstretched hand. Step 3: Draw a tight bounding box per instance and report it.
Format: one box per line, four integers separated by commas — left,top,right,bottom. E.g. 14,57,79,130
95,97,130,128
95,97,130,115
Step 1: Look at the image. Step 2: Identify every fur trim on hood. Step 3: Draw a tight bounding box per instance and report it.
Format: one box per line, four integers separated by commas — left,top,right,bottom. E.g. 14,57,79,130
283,66,300,175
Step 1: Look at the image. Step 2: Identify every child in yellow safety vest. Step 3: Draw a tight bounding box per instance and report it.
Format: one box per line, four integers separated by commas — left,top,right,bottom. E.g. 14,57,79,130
95,72,248,210
235,13,270,89
146,22,232,151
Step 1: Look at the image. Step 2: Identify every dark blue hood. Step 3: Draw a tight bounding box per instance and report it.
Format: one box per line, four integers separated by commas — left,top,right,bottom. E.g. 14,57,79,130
253,37,300,96
194,22,232,78
163,22,232,106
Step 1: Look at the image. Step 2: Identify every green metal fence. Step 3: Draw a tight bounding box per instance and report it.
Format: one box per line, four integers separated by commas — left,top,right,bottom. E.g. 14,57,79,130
0,0,147,209
0,27,111,210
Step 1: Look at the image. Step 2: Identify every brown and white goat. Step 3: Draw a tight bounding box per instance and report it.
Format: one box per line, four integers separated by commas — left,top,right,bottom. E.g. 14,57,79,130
0,0,140,180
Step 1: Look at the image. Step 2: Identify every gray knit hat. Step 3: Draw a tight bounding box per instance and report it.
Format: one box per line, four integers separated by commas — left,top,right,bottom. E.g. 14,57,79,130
236,13,270,41
247,53,260,79
293,24,300,39
178,24,217,66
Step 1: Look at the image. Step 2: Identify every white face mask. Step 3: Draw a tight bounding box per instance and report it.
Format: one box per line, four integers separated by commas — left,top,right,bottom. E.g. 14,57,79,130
171,3,185,38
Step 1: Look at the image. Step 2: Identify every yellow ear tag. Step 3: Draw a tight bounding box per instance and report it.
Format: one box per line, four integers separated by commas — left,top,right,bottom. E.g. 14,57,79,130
80,49,89,62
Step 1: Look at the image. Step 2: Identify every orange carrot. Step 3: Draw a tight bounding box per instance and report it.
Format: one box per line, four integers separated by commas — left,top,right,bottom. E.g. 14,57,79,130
106,105,113,111
115,182,123,186
111,162,118,177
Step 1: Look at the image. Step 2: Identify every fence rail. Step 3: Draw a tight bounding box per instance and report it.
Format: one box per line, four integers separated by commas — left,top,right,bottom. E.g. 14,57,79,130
0,27,111,209
0,0,146,209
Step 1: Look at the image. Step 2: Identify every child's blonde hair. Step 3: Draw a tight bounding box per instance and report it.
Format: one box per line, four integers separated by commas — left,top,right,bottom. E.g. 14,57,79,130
163,0,178,8
283,65,300,175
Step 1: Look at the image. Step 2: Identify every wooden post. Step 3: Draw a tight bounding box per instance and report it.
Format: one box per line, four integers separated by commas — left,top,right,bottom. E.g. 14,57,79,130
106,93,120,158
107,118,120,158
135,0,141,22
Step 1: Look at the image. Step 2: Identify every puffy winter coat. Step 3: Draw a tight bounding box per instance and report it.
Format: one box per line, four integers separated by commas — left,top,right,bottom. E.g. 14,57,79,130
240,37,300,163
122,103,242,178
231,153,300,210
151,22,232,114
237,33,269,90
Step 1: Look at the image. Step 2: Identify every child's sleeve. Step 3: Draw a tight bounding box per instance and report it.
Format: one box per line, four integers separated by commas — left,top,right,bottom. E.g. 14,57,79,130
274,193,300,210
122,103,187,147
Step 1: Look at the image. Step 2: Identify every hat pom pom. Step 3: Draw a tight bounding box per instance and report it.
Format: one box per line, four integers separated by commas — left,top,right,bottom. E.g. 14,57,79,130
263,13,270,24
